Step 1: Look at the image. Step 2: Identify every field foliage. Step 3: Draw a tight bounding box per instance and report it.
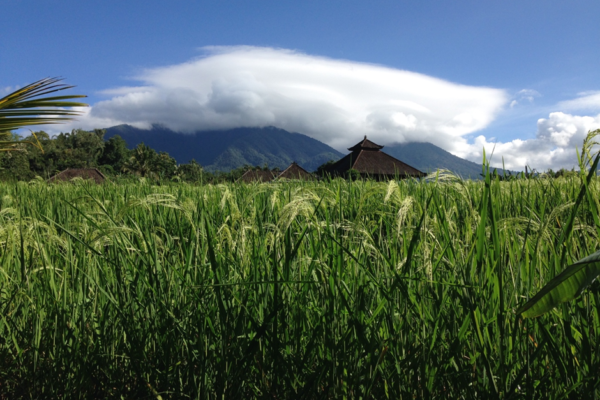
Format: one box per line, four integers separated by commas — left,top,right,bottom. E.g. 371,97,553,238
1,167,600,398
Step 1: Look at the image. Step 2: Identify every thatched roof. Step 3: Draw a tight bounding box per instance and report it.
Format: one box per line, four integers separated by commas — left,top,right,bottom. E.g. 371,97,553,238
348,136,384,151
237,170,276,183
48,168,107,184
277,162,314,180
324,136,426,179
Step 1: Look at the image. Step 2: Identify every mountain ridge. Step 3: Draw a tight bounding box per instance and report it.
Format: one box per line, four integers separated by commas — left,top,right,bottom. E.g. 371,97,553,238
105,125,343,172
104,124,490,178
383,142,486,179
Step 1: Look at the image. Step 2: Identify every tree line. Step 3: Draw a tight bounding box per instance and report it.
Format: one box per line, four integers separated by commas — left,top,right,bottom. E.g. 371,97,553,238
0,128,583,184
0,129,269,183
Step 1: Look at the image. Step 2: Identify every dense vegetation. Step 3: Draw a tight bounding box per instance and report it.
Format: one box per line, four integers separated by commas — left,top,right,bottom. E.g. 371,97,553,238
0,157,599,398
0,128,564,185
0,129,272,183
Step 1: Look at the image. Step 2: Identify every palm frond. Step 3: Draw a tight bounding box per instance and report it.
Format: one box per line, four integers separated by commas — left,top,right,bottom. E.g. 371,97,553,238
0,77,88,133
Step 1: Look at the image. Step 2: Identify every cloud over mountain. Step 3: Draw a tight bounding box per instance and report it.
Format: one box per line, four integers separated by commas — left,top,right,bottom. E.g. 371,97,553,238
62,46,600,171
73,46,507,151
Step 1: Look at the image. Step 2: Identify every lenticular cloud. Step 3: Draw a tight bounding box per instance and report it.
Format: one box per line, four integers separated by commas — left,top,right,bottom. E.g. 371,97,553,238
80,46,507,151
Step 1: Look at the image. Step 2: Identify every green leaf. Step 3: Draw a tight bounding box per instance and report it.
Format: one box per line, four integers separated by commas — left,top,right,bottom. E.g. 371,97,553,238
517,249,600,318
0,77,87,136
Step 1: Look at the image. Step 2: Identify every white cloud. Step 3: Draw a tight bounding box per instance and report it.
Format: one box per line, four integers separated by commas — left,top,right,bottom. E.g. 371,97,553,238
558,91,600,112
510,89,540,108
454,112,600,171
63,46,507,151
50,46,600,172
448,90,600,171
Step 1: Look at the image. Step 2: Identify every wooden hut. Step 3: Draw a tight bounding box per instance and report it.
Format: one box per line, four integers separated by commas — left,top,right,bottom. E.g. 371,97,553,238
277,162,314,180
48,168,107,184
237,169,276,183
323,136,426,180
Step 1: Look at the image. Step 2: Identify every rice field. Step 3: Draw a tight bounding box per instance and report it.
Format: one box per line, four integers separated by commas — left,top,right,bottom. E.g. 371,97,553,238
0,168,599,398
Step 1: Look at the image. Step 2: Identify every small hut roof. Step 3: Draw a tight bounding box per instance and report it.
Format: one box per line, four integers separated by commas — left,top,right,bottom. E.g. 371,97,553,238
48,168,107,184
324,136,426,179
277,162,314,180
237,170,276,183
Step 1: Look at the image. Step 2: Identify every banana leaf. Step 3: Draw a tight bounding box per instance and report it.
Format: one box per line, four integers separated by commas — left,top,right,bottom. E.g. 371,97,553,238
517,250,600,318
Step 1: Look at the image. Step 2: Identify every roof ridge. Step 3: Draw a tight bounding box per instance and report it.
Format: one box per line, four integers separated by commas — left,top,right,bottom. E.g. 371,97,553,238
277,162,313,180
348,136,384,151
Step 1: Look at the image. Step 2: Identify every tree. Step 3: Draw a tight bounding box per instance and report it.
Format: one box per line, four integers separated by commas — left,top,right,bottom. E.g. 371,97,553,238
121,144,178,180
122,143,160,178
0,77,87,152
54,129,105,168
22,131,58,177
316,159,336,177
155,151,177,179
98,134,130,172
19,129,105,177
176,159,203,182
0,132,34,181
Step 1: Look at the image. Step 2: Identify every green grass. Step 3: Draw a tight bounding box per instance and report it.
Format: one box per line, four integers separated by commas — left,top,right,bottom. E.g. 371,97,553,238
0,171,599,398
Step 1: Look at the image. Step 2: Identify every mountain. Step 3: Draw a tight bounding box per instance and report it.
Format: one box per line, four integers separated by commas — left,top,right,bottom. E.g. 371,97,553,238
104,125,343,172
104,124,496,178
383,142,486,179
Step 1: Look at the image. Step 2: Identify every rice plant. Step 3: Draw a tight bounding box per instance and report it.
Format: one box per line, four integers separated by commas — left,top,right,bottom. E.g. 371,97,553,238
0,160,599,398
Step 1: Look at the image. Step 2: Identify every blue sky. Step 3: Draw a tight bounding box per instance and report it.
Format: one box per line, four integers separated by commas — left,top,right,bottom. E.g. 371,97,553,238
2,0,600,169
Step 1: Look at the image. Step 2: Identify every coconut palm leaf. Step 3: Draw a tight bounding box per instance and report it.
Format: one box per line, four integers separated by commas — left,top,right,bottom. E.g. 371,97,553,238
0,77,87,133
517,249,600,318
